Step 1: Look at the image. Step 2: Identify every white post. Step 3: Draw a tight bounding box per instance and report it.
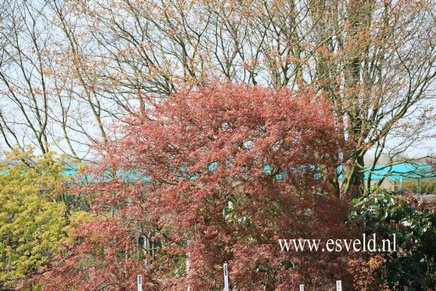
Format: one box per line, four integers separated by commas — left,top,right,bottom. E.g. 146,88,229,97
299,284,304,291
186,253,191,291
336,280,342,291
137,275,143,291
186,252,191,275
223,262,229,291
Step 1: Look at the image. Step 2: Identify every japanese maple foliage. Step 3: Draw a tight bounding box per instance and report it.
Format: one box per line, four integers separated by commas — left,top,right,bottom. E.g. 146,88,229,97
42,83,351,289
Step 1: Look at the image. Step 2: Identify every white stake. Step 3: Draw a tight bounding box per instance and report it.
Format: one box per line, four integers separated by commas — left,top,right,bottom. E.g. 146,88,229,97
336,280,342,291
137,275,143,291
223,262,229,291
186,253,191,291
299,284,304,291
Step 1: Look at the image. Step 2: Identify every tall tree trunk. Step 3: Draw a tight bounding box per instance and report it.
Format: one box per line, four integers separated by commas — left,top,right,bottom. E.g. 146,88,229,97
342,150,366,198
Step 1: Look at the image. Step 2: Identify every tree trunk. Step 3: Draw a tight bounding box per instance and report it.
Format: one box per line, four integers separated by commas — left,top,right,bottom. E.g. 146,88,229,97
341,151,366,199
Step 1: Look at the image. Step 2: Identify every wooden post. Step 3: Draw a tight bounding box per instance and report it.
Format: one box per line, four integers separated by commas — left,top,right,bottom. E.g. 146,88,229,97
336,280,342,291
400,177,403,191
144,236,150,265
299,284,304,291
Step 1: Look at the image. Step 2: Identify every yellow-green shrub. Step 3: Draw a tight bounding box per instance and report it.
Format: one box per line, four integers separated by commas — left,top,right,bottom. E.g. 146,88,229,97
0,149,70,289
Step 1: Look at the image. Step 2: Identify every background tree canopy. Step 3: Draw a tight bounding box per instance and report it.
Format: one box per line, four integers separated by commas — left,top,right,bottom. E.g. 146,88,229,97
0,0,434,197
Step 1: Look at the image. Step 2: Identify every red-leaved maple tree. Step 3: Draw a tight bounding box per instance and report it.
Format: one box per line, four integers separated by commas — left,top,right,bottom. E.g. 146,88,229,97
41,83,353,290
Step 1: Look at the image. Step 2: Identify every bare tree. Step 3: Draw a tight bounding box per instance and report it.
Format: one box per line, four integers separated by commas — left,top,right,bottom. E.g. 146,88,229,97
0,0,51,154
0,0,434,196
